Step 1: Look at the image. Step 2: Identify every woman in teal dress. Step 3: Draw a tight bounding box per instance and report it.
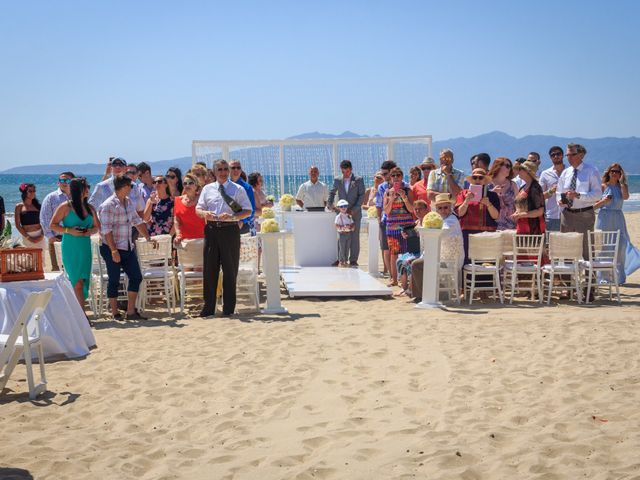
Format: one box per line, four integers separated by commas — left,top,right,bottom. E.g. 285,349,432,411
49,178,100,314
595,164,640,284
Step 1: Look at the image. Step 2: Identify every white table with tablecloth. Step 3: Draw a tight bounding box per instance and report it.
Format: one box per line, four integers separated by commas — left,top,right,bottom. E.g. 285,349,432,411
0,272,96,359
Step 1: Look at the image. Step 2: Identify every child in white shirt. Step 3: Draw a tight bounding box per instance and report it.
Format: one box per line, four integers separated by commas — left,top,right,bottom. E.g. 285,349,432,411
335,199,354,267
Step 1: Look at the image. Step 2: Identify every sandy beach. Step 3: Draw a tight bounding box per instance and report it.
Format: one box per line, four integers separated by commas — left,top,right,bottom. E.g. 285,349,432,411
1,213,639,480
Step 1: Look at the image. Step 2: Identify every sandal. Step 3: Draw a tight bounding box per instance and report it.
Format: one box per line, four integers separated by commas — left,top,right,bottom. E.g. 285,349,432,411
112,312,124,321
387,281,398,287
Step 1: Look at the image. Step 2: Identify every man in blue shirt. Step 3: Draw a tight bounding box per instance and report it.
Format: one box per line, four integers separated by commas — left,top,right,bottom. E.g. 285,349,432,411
229,159,256,235
40,171,75,271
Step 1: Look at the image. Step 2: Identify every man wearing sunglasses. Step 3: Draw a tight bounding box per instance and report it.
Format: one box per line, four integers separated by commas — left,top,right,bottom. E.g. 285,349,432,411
229,160,256,234
39,171,75,271
89,157,128,210
538,146,565,232
556,143,601,258
197,159,252,317
411,157,436,206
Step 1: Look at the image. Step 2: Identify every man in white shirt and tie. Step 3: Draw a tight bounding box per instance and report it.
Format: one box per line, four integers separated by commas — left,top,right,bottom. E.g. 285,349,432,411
196,159,252,317
296,165,328,209
556,143,601,258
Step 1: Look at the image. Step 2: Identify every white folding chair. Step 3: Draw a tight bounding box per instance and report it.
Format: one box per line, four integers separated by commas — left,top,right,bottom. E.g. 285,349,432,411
463,232,504,305
0,289,53,400
583,230,621,304
90,236,128,316
542,232,584,304
439,260,460,304
236,235,260,312
503,234,545,303
136,235,176,314
176,238,204,314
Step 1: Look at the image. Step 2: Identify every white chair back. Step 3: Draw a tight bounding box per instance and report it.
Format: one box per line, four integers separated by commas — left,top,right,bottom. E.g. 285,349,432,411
548,232,583,262
136,234,172,267
54,241,64,271
177,239,204,269
512,234,545,263
239,235,259,270
500,230,516,255
588,230,619,264
468,232,503,262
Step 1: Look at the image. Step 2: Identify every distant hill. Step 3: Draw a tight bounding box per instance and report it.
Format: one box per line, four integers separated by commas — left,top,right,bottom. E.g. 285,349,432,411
2,131,638,174
0,156,193,175
432,131,640,173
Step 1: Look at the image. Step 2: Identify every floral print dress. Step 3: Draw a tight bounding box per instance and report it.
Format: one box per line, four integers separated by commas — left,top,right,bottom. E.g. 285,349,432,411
149,197,174,236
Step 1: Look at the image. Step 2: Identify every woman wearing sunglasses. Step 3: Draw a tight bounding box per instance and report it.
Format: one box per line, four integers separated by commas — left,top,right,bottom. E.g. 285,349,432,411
487,157,517,230
594,163,639,284
455,168,501,265
144,176,175,236
174,173,205,246
165,167,183,199
383,167,415,286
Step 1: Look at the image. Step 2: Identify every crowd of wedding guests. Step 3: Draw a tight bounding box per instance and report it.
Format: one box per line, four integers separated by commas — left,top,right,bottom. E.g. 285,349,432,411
7,157,259,321
7,143,638,320
364,144,639,301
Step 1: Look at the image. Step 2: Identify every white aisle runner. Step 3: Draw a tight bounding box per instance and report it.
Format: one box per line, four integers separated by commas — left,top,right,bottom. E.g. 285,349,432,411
281,267,392,297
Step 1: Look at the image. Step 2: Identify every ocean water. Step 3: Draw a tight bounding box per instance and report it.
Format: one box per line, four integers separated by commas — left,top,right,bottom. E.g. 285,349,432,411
1,173,639,214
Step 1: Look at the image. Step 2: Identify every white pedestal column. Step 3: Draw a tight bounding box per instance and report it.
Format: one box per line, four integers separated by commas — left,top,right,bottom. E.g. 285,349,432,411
258,232,288,314
368,217,380,276
416,227,444,309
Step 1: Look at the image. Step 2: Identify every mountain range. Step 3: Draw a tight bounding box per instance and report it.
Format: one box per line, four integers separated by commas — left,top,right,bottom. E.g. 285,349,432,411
3,131,639,174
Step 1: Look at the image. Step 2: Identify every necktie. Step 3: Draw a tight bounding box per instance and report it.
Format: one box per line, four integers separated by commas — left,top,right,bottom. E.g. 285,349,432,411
567,168,578,208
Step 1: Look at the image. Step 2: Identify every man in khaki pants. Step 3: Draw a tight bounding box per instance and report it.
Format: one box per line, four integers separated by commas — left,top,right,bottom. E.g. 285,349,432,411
556,143,601,259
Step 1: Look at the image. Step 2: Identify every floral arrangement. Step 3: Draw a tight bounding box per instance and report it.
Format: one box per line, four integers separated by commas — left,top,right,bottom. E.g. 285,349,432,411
261,219,280,233
266,194,275,203
0,222,21,249
279,194,295,208
367,206,378,218
422,212,443,229
261,207,276,219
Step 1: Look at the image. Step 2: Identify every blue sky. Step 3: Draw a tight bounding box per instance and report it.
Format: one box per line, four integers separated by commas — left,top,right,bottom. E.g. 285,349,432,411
1,0,638,169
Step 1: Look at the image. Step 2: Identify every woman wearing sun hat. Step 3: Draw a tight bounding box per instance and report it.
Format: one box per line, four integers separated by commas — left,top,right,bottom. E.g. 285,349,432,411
511,160,546,235
454,167,501,265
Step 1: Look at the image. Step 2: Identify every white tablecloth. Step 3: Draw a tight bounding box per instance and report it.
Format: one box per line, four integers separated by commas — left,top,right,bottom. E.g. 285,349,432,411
0,273,96,359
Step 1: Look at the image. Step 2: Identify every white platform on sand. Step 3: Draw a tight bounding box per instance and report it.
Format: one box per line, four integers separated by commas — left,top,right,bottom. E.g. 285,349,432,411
282,267,393,297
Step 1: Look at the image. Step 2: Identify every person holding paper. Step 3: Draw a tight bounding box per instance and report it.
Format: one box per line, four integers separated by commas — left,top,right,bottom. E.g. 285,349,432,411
454,168,500,265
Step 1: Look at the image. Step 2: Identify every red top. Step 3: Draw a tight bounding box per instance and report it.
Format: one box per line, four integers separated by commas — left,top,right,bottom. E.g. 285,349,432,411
174,196,205,239
410,179,431,209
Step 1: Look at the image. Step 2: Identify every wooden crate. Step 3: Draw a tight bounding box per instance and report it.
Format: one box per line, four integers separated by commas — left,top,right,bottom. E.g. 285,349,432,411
0,248,45,282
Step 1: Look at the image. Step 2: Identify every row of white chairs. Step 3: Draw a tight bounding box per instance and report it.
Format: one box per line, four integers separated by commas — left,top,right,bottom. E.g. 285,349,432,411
461,230,621,305
54,235,261,316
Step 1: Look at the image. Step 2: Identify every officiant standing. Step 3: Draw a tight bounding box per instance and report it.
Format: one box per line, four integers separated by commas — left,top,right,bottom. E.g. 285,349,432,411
196,159,252,318
328,160,365,266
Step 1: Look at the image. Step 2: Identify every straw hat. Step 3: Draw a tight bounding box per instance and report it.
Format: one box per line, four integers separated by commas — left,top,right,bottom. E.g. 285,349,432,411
464,167,491,184
518,161,539,181
434,193,455,206
421,157,436,168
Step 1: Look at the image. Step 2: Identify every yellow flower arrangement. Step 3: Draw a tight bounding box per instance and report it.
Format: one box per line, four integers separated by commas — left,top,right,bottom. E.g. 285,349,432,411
422,212,443,229
261,219,280,233
261,207,275,219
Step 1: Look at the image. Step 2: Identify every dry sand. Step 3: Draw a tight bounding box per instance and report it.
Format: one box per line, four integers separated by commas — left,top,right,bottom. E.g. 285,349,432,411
1,213,640,480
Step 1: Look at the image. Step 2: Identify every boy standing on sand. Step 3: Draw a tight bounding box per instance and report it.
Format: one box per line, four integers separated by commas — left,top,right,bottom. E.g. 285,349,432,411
335,199,354,267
